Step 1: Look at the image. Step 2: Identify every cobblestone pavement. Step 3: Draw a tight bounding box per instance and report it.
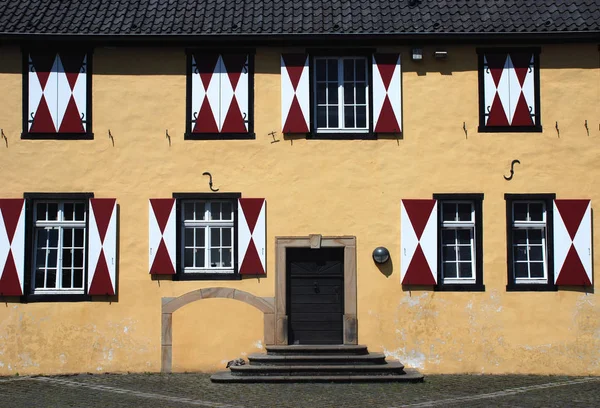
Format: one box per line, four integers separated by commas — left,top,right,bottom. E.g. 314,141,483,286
1,373,599,408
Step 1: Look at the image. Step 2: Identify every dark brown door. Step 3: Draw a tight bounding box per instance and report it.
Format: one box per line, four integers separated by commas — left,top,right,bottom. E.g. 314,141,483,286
287,247,344,345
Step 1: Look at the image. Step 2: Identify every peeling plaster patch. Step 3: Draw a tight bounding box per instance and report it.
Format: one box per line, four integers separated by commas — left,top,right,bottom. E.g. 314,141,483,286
96,366,103,372
254,340,263,349
0,362,4,367
18,353,39,368
220,360,229,365
401,293,429,307
240,352,247,356
466,301,473,310
123,327,129,334
59,354,67,365
383,347,426,369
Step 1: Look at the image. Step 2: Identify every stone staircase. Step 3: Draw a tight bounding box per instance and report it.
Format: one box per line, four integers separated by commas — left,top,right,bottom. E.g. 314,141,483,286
210,345,424,383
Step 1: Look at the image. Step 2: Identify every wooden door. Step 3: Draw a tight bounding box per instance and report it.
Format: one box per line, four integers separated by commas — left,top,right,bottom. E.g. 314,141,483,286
287,247,344,345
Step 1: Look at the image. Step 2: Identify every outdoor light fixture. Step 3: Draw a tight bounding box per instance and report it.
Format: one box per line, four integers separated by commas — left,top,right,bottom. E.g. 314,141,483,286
411,48,423,61
372,247,390,264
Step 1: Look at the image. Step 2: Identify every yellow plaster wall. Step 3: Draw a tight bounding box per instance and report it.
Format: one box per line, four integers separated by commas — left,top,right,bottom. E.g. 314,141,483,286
0,44,598,375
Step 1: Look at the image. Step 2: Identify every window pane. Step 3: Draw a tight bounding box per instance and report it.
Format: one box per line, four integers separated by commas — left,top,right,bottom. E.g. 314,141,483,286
47,249,57,268
443,263,457,278
211,248,220,267
222,228,232,246
210,202,221,220
47,203,58,221
46,269,56,288
513,229,527,245
327,60,337,80
184,248,194,267
457,230,471,244
317,106,327,128
64,203,74,221
528,229,543,244
458,246,471,261
344,106,355,128
73,270,83,288
222,248,232,268
74,229,84,248
36,203,47,220
514,203,527,221
36,249,46,267
316,59,326,80
63,249,72,267
355,83,366,104
355,61,366,81
459,263,472,278
442,203,456,221
196,227,205,247
514,262,528,278
185,228,194,246
328,106,338,128
48,229,59,247
457,204,472,221
529,246,543,261
74,249,83,267
37,229,48,248
74,203,85,221
530,262,544,278
529,203,544,221
62,269,72,288
64,229,73,247
221,202,232,220
196,248,205,267
443,246,456,261
514,246,527,261
442,229,454,244
184,202,194,221
344,84,354,104
316,83,327,104
211,228,220,246
343,59,354,81
35,269,45,288
327,84,338,104
356,106,367,128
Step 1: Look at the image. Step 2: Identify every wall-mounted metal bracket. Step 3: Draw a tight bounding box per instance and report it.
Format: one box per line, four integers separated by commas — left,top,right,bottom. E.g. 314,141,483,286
202,172,219,192
504,159,520,181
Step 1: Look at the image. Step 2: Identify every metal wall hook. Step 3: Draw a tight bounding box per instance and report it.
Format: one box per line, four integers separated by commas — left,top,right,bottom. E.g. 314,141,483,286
504,159,520,181
269,131,280,144
1,129,7,148
463,122,467,139
585,120,589,136
202,172,219,192
555,121,560,138
108,129,115,146
165,129,171,146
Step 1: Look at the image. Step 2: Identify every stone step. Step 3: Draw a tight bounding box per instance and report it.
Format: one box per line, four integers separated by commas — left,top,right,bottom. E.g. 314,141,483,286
211,369,424,383
247,352,387,366
229,362,405,376
265,344,369,356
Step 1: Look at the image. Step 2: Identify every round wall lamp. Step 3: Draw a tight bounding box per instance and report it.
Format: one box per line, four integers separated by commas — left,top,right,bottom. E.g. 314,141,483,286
372,247,390,264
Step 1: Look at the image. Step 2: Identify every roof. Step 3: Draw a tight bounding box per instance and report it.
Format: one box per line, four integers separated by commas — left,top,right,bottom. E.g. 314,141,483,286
0,0,598,42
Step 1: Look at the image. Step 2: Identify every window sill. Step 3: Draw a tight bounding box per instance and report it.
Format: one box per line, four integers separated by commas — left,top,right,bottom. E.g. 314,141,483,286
308,132,376,140
478,125,542,133
21,132,94,140
506,283,557,292
21,294,92,303
184,132,255,140
435,284,485,292
174,273,242,281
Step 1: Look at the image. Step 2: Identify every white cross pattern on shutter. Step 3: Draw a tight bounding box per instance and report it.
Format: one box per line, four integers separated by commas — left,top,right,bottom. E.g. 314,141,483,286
401,199,437,285
281,54,310,133
88,198,117,296
554,199,592,286
149,199,176,275
238,198,266,275
0,199,25,296
372,54,402,133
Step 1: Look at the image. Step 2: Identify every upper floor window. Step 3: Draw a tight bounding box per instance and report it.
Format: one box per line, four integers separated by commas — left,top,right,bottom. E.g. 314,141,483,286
478,48,541,133
22,50,92,140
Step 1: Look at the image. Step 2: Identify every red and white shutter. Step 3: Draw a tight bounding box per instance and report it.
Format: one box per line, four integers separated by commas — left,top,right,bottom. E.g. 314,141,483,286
281,54,309,133
554,199,592,286
401,199,437,285
0,199,25,296
149,199,176,275
483,52,535,127
238,198,266,275
191,53,221,133
28,52,59,133
220,54,249,133
88,198,117,296
56,52,87,133
373,54,402,133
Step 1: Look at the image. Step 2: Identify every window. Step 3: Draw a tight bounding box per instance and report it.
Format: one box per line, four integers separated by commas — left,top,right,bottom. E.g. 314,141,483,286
22,49,92,139
505,194,556,291
314,57,369,133
435,194,484,291
478,48,541,132
186,51,254,139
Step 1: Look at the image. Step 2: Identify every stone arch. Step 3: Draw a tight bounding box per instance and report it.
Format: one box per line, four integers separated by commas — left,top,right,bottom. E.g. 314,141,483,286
161,287,275,373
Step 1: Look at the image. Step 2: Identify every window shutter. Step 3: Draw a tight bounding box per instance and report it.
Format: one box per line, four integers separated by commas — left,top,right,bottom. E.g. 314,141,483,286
372,54,402,133
281,54,309,133
149,199,176,275
220,54,249,133
0,199,25,296
401,199,437,285
554,199,592,286
191,53,221,133
238,198,266,275
508,52,536,126
28,52,59,133
88,198,117,296
56,52,87,133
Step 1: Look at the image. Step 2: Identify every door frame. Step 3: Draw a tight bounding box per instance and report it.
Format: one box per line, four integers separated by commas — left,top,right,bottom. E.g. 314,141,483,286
274,235,357,345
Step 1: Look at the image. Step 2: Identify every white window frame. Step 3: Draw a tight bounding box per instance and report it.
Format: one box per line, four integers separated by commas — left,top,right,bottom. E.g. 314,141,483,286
313,56,369,133
181,200,235,274
440,201,476,285
32,201,87,295
511,201,548,284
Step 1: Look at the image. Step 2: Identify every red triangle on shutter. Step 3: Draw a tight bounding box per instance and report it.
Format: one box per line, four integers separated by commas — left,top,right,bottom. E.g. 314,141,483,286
58,52,86,90
374,54,398,91
239,239,264,275
486,93,509,126
485,54,508,88
193,98,219,133
555,200,589,240
195,53,220,91
282,54,306,90
58,96,85,133
240,199,263,233
556,244,591,286
403,244,435,285
0,251,22,296
91,199,115,243
403,199,435,240
30,96,56,133
89,249,114,295
150,199,174,234
30,53,56,90
283,96,308,133
509,53,531,87
221,54,247,90
0,199,23,243
221,96,246,133
510,92,534,127
149,239,175,275
374,96,400,133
